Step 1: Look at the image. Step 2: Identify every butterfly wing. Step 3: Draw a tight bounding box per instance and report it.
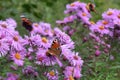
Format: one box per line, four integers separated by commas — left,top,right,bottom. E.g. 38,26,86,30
21,17,33,32
46,39,61,57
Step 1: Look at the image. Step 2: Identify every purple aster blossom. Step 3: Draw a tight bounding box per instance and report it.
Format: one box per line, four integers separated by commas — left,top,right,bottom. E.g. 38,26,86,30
65,1,81,12
89,33,103,43
63,26,71,32
64,1,92,25
73,66,82,79
31,23,44,35
113,18,120,26
63,66,82,80
78,2,91,15
95,49,101,57
24,34,41,46
10,51,25,66
0,20,16,36
76,12,91,25
63,26,76,36
44,69,58,80
6,18,17,29
36,49,56,66
0,39,9,57
102,8,118,20
56,20,65,25
69,52,83,66
90,21,110,35
25,34,51,49
10,34,25,51
63,15,76,24
68,29,76,36
61,1,92,27
54,28,74,48
22,66,38,77
39,22,54,37
0,30,8,39
61,45,73,60
96,20,113,28
38,37,51,49
25,47,34,60
5,73,19,80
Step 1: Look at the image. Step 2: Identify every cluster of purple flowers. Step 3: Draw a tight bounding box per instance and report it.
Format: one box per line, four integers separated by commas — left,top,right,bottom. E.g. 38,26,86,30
0,18,26,66
89,8,120,56
56,1,120,57
57,1,92,25
90,8,120,37
56,1,93,36
0,18,83,80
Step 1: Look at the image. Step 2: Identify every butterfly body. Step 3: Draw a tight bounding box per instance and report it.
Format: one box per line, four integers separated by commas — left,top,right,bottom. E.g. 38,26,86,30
21,16,33,32
46,39,61,57
86,3,97,13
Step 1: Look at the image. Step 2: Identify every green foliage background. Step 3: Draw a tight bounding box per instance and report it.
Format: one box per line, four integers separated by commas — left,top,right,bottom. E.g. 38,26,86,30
0,0,120,80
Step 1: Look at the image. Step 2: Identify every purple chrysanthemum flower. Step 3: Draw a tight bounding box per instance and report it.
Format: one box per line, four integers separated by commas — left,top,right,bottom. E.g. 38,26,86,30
11,51,25,66
10,34,25,51
5,73,19,80
22,66,38,77
102,8,118,20
90,21,110,35
24,34,41,46
63,66,82,80
6,18,17,29
25,34,51,49
63,15,77,24
39,22,54,37
63,26,71,32
0,39,9,57
36,49,57,66
44,70,58,80
54,28,74,48
0,20,16,36
69,52,83,66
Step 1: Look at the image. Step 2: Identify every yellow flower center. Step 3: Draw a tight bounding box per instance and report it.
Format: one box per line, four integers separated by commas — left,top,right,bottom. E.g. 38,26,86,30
34,23,39,27
118,14,120,18
42,37,48,43
70,3,75,7
13,36,19,41
1,24,7,28
107,11,113,15
15,53,21,60
102,20,108,25
99,26,105,30
49,71,55,76
82,12,87,16
69,76,74,80
90,21,95,24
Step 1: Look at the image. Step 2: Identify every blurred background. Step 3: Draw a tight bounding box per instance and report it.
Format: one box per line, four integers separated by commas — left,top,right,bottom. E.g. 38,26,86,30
0,0,120,27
